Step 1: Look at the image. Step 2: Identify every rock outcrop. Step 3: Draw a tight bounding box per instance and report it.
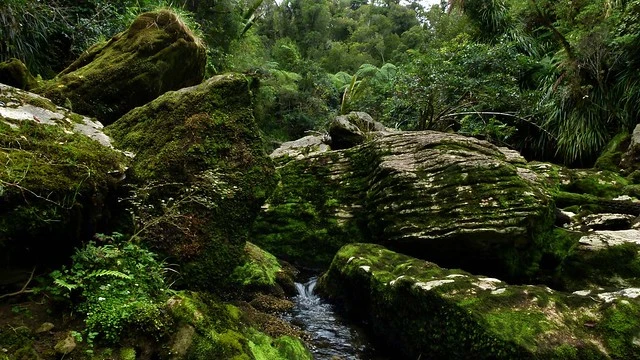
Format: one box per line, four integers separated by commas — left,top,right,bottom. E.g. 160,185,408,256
328,111,388,149
254,130,555,278
34,10,206,125
0,83,126,273
107,74,276,290
318,243,640,360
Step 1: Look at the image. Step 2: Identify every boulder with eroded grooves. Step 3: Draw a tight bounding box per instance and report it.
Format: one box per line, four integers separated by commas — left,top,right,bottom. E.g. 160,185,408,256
253,130,555,279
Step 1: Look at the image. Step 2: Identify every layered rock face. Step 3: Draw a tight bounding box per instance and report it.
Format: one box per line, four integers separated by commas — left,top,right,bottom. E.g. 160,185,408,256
365,132,554,276
107,74,276,290
318,243,640,360
254,129,554,277
34,10,207,125
0,83,126,272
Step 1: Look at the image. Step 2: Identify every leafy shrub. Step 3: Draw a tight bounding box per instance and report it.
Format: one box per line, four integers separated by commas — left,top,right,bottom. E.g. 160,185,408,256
50,234,173,343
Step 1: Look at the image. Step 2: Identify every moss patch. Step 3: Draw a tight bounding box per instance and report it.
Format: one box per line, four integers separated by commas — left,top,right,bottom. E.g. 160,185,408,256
594,132,630,172
167,292,311,360
232,242,282,288
0,58,38,90
252,149,369,268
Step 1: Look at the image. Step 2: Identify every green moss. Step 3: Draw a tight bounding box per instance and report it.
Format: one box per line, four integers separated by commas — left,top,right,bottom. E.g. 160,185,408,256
562,169,629,199
168,292,310,360
599,300,640,358
553,344,579,359
252,149,368,268
248,331,312,360
317,243,623,359
0,119,125,270
232,242,282,287
0,58,38,90
594,132,630,172
119,347,136,360
560,242,640,290
106,74,276,291
23,95,57,111
0,326,37,360
34,10,206,124
483,310,553,350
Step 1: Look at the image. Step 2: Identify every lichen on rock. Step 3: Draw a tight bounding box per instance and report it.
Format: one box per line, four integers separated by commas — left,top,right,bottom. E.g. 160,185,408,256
34,9,207,125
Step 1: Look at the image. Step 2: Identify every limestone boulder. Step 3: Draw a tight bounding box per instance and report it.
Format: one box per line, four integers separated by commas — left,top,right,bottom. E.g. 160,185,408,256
557,229,640,290
34,10,206,125
328,112,388,149
107,74,276,290
317,243,640,360
254,130,555,278
0,84,126,274
269,134,330,160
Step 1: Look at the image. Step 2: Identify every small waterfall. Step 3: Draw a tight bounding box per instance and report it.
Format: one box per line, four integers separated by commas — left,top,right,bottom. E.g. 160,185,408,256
285,277,387,360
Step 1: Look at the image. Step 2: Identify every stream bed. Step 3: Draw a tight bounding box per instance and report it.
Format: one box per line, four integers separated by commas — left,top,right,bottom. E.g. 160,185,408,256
283,276,389,360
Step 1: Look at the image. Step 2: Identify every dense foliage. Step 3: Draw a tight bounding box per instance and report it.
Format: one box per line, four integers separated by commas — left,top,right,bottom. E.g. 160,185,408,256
2,0,640,162
50,234,172,344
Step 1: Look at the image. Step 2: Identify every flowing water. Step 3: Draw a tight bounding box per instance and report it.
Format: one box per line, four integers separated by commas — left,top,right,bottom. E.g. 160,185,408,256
284,276,389,360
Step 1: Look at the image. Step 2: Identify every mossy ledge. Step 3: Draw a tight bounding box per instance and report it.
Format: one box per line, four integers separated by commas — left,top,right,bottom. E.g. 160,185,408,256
34,9,206,125
317,243,640,359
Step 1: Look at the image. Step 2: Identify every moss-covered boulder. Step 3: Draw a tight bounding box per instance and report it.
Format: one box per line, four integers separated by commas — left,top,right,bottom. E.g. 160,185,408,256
107,74,276,291
253,148,369,268
254,131,555,278
317,243,640,359
167,292,312,360
558,230,640,291
0,58,37,90
231,242,298,297
595,132,631,172
620,124,640,174
34,10,206,125
0,84,126,274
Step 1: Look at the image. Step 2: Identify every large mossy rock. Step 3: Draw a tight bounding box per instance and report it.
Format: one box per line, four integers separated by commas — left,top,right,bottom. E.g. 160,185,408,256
254,131,555,278
0,84,126,274
317,243,640,360
107,74,276,291
34,10,206,125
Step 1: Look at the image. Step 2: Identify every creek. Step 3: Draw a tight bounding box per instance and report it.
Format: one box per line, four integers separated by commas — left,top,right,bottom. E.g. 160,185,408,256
283,276,390,360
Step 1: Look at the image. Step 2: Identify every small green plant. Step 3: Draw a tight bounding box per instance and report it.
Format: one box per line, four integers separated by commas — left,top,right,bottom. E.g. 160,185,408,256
50,234,173,343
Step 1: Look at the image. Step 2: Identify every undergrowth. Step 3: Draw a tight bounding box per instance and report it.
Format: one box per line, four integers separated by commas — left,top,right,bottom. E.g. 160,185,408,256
49,233,174,344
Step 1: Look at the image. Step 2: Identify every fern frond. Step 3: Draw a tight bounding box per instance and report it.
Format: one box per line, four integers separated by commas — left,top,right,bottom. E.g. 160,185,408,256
54,278,78,291
87,269,132,280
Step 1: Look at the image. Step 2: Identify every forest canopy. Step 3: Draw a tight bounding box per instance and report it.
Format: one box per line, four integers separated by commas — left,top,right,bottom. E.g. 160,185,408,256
2,0,640,165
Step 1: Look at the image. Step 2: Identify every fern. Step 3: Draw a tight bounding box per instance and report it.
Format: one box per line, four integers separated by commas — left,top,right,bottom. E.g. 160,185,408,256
54,278,78,291
87,269,132,280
